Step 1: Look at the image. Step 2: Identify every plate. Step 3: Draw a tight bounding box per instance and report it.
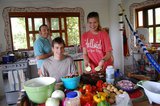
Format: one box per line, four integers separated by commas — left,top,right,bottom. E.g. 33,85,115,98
115,77,139,92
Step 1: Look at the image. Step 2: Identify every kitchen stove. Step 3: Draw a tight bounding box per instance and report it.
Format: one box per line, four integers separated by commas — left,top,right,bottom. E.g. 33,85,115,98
0,59,29,105
1,59,28,72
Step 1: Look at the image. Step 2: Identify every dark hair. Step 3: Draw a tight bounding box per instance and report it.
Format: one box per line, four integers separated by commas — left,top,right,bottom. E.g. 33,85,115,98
87,12,101,30
52,37,65,47
87,12,99,20
39,24,48,31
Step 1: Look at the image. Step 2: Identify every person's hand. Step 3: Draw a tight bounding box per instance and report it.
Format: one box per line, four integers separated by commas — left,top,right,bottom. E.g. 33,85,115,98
84,60,90,67
38,69,42,76
98,59,105,68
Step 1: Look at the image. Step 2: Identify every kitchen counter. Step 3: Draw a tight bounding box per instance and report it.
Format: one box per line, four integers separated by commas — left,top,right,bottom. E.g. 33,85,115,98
133,100,160,106
28,52,83,65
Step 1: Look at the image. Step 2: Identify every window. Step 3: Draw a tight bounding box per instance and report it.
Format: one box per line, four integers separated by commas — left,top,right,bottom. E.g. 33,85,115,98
136,4,160,44
2,7,86,51
9,12,80,50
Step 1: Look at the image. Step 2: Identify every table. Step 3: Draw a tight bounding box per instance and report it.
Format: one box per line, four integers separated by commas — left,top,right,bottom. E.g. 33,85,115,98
133,100,160,106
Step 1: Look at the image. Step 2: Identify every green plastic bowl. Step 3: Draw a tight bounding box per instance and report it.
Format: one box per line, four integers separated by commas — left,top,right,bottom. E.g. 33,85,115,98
24,77,56,104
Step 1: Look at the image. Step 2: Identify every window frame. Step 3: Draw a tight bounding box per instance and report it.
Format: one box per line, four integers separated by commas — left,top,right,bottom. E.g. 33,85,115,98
9,12,81,50
135,3,160,44
3,7,85,51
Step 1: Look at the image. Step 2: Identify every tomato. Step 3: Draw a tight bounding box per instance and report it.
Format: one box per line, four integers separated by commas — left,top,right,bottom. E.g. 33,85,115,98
97,87,103,92
80,93,93,106
85,84,92,93
84,101,96,106
78,88,84,94
91,85,97,94
96,80,103,88
102,83,107,88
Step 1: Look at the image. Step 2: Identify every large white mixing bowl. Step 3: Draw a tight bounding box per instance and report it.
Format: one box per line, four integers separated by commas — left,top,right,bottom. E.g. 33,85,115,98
137,80,160,104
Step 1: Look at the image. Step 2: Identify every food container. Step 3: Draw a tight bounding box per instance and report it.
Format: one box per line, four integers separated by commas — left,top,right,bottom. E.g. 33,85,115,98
137,80,160,104
115,77,139,92
24,77,56,104
8,54,15,62
2,55,10,64
61,76,80,90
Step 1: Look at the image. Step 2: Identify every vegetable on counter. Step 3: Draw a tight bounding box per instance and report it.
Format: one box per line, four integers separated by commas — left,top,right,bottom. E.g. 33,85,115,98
93,92,106,103
80,92,93,106
51,90,65,100
97,100,110,106
45,98,60,106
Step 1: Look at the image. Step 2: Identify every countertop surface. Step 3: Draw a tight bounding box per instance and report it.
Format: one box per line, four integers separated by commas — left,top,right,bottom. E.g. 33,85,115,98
28,52,83,65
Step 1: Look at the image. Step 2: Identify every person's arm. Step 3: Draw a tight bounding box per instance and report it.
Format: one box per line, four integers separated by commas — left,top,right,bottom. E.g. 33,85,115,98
36,52,53,60
98,51,112,67
83,47,90,67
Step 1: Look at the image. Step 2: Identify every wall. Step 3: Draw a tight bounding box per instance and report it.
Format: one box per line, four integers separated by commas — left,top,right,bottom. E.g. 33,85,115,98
0,0,110,52
108,0,123,71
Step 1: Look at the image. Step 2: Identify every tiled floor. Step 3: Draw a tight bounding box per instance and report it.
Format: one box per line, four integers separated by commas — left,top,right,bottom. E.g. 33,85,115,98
0,96,8,106
0,95,16,106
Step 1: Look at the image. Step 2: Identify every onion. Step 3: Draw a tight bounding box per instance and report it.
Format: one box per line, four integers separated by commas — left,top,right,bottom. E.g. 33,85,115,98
45,98,60,106
51,90,65,100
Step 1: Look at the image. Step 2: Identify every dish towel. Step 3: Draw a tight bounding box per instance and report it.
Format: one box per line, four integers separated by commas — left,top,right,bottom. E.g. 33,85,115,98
8,70,26,91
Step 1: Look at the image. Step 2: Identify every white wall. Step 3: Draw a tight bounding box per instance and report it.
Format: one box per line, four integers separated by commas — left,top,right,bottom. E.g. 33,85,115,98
123,0,148,66
0,0,110,53
108,0,123,71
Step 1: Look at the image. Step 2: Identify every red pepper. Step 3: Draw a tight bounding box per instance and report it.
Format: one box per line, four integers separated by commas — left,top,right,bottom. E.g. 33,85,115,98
84,101,96,106
78,88,84,94
80,93,93,106
92,85,97,94
102,83,107,88
96,80,103,88
85,84,92,93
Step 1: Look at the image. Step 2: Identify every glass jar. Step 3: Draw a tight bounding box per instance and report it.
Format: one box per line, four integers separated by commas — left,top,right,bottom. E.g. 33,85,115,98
106,65,115,84
64,91,81,106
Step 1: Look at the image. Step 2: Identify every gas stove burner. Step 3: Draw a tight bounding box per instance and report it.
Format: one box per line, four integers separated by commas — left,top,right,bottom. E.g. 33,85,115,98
0,59,28,72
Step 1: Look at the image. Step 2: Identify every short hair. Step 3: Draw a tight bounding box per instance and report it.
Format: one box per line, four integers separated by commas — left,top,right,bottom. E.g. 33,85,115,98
87,12,99,20
52,37,65,47
39,24,48,31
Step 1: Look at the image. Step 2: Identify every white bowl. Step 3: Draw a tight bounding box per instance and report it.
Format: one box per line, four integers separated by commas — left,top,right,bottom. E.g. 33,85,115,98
137,80,160,104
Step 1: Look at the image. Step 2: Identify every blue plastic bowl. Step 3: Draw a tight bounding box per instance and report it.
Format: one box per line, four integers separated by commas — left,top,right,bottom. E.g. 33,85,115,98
61,76,80,90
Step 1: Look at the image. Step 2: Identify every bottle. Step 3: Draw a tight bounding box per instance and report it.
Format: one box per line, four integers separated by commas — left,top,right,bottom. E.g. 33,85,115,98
64,91,81,106
106,65,115,84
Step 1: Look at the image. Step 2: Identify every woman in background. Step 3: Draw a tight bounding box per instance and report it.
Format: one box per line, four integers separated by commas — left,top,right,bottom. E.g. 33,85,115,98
81,12,113,72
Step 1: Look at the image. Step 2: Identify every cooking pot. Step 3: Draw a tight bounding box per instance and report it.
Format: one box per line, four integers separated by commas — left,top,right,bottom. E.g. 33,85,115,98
2,55,10,64
7,51,16,62
8,54,15,62
137,80,160,104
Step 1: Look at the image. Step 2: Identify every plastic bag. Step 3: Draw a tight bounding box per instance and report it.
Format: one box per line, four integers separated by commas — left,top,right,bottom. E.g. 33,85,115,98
115,93,132,106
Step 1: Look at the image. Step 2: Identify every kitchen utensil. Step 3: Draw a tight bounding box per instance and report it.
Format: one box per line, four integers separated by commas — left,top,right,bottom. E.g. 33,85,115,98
137,80,160,104
115,77,139,92
61,75,80,90
8,54,15,62
2,55,10,64
24,77,56,104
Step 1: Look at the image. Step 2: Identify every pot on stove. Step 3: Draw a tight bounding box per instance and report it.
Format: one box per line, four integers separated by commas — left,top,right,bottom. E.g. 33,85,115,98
2,55,10,64
8,54,15,62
